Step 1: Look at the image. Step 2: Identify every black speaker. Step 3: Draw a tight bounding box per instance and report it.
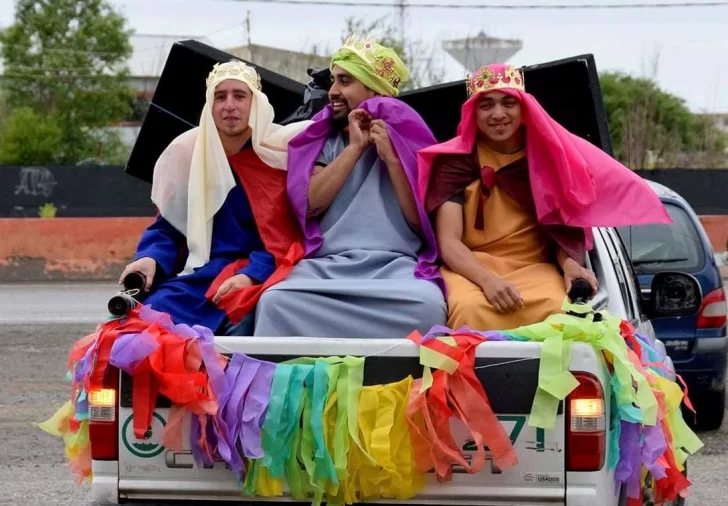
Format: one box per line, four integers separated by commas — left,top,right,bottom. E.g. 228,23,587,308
125,39,306,183
399,54,613,155
522,54,613,156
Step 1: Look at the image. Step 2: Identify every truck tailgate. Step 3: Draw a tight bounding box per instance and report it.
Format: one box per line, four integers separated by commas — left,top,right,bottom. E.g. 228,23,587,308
117,337,569,505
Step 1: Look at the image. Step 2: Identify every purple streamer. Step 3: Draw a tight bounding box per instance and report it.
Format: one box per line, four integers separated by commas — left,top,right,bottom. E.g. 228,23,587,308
74,342,98,383
422,324,510,342
109,330,159,373
615,421,642,499
189,415,210,467
642,424,668,480
218,354,249,474
192,325,234,467
138,304,175,329
241,359,275,458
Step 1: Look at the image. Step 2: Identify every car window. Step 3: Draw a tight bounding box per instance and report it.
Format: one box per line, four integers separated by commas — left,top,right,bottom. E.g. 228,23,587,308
607,229,643,322
617,203,704,275
600,228,637,322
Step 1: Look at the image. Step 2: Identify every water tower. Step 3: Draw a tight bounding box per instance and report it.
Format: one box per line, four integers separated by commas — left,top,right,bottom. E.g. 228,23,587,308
442,32,523,72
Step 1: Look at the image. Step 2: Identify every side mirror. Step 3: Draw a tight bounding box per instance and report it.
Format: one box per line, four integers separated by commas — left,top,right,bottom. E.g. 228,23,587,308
644,271,703,320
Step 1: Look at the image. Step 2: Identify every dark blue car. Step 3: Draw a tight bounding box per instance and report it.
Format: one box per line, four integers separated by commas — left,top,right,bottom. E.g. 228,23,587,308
618,181,727,430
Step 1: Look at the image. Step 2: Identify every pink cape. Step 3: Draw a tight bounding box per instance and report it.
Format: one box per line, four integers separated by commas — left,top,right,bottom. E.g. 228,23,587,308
417,88,670,249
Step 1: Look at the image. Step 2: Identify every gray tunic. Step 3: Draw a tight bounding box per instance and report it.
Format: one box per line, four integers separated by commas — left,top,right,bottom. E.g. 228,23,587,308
253,133,446,338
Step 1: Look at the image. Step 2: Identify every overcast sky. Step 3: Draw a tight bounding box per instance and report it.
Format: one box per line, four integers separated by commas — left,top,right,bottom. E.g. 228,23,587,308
1,0,726,112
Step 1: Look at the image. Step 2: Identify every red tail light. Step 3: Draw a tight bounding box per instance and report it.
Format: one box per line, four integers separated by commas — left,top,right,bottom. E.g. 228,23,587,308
566,372,606,472
697,288,727,329
88,367,119,461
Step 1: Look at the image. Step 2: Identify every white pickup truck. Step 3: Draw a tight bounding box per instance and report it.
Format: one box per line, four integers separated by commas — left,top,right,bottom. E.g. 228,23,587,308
86,226,701,506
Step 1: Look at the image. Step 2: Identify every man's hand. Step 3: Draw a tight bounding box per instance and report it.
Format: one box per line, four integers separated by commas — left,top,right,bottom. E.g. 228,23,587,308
119,257,156,291
369,119,397,165
348,109,371,151
480,275,524,313
212,274,254,304
562,258,599,296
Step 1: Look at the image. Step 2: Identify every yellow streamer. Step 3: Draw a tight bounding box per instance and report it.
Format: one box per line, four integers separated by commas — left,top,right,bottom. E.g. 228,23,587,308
348,376,424,502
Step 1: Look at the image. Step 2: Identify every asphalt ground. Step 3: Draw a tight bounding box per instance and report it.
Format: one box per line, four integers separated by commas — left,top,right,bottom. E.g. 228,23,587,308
1,282,726,505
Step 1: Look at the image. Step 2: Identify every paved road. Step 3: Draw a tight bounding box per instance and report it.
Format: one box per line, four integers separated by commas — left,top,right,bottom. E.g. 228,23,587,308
1,283,727,505
0,282,117,324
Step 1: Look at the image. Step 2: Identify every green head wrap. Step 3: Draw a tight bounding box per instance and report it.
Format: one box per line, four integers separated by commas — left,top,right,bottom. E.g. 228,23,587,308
330,36,410,97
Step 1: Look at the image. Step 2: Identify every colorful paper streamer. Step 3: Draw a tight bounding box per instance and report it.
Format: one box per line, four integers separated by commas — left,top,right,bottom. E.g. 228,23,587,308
40,301,702,505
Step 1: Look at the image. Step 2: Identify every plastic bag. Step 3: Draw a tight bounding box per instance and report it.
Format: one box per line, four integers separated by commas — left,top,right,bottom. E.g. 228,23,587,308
281,67,332,125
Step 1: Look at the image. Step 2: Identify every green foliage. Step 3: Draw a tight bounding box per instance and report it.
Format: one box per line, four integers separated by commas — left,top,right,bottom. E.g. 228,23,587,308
0,0,135,164
39,202,57,218
0,107,63,164
599,72,728,168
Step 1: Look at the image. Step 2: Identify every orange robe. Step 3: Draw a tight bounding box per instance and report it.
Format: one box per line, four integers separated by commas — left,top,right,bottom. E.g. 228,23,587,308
442,144,566,331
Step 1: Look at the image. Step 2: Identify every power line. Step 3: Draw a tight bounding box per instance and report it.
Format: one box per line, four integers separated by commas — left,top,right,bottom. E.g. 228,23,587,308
203,0,728,8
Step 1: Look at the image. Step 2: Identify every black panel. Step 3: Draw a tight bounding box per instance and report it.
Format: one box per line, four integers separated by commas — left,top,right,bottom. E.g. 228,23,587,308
522,54,613,155
125,39,305,183
399,81,468,144
120,353,559,415
1,165,155,217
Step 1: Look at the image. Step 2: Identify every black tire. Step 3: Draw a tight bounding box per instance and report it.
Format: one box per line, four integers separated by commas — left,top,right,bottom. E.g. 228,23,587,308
694,388,726,431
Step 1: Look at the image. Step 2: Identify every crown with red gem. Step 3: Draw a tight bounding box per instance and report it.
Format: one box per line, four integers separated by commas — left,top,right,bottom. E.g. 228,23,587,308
466,64,525,97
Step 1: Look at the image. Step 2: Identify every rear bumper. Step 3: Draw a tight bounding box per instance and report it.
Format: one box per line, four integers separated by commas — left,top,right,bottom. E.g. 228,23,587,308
90,460,119,504
673,335,728,392
694,335,728,354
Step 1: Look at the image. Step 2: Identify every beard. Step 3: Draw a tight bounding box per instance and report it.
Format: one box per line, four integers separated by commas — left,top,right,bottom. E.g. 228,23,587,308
331,105,351,132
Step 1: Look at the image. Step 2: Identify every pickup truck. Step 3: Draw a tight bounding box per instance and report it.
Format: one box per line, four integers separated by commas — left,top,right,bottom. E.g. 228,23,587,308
86,226,701,506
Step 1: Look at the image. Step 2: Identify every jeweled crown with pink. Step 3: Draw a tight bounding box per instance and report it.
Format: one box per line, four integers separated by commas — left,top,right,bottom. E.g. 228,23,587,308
466,64,525,97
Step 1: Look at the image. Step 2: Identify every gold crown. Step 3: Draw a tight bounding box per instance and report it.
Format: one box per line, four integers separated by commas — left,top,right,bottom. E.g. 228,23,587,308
341,34,405,90
466,64,525,97
206,60,262,91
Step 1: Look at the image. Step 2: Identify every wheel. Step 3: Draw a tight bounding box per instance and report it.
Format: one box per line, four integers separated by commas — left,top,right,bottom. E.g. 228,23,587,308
640,464,687,506
693,388,726,431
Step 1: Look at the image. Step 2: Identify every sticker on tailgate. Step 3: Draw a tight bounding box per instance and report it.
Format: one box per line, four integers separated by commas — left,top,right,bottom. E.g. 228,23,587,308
122,412,166,459
462,415,545,452
521,472,563,484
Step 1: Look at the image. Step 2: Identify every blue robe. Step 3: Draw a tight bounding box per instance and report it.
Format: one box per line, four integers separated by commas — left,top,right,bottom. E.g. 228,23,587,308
134,171,275,333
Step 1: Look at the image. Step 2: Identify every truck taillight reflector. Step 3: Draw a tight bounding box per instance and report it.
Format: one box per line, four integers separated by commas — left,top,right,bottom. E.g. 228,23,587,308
89,368,119,461
89,388,116,422
567,372,606,472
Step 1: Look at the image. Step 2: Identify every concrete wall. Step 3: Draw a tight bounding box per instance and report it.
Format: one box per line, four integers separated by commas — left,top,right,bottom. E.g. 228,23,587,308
1,214,725,283
0,217,152,282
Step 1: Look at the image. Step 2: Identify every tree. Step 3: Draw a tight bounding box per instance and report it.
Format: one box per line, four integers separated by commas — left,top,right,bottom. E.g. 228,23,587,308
0,107,63,164
340,15,446,91
0,0,135,164
599,72,728,168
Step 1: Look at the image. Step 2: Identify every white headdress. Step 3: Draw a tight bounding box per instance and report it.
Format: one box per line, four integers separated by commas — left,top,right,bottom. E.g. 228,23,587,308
150,61,312,275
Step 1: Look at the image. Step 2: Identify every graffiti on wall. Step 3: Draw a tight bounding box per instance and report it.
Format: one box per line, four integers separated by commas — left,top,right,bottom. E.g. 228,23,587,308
14,167,58,198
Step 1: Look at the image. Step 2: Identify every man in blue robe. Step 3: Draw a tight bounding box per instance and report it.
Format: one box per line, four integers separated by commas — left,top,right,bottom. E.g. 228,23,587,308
118,61,310,335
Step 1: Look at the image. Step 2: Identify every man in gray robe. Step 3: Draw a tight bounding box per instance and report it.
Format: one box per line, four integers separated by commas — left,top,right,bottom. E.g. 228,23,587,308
253,37,446,338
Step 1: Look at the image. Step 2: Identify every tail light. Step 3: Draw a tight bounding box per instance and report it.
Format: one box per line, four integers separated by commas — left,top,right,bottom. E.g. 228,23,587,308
697,288,727,329
88,367,119,461
566,372,606,472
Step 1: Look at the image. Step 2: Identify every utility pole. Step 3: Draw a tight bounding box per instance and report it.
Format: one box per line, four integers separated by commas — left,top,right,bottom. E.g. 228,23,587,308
397,0,407,77
245,10,253,62
397,0,406,49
